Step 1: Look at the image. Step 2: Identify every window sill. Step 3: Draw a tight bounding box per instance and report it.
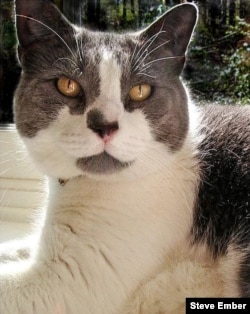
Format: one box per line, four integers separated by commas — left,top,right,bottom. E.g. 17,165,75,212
0,125,44,242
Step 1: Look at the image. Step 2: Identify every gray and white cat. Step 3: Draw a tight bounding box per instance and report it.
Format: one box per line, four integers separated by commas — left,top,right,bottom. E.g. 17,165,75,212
0,0,250,313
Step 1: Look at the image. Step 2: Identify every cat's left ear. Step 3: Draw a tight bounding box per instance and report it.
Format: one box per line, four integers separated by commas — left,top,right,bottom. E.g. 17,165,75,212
139,3,198,57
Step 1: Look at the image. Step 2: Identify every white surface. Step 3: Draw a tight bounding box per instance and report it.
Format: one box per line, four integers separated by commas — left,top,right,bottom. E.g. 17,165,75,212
0,126,44,242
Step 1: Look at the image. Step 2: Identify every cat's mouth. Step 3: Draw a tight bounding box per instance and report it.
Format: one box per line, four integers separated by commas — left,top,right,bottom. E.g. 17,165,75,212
76,152,132,174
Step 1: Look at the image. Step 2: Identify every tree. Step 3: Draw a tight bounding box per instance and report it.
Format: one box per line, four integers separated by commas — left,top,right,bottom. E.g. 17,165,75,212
229,0,236,26
62,0,83,25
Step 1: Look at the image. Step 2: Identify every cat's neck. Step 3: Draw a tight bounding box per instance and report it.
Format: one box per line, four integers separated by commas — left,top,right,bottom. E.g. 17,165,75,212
42,135,199,252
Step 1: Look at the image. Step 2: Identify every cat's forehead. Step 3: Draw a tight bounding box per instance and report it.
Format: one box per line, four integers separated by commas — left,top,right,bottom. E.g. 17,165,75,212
75,28,136,64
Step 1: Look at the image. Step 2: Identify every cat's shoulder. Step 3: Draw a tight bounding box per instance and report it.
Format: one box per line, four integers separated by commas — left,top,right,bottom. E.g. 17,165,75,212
193,104,250,255
199,104,250,149
200,103,250,126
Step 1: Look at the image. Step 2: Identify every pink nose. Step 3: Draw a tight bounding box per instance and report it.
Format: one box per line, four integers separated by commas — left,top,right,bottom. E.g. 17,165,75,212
92,122,119,141
87,109,119,141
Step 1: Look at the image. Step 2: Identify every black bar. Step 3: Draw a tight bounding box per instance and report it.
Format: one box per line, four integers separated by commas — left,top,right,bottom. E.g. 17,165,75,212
186,298,250,313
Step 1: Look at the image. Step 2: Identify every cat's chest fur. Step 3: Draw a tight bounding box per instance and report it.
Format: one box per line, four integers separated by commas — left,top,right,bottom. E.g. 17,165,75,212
0,142,199,314
31,145,200,314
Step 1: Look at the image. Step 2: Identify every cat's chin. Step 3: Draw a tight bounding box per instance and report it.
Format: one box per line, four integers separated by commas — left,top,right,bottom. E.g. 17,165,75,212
76,152,133,175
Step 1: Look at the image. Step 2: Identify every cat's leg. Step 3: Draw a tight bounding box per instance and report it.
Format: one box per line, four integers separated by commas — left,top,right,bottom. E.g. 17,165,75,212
218,244,247,297
121,246,225,314
0,261,64,314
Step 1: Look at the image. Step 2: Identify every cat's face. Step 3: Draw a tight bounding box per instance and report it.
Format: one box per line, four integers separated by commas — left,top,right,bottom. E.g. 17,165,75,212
14,0,197,180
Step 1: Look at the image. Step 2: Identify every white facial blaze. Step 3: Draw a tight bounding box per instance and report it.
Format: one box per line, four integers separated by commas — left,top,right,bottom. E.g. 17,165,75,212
95,49,124,122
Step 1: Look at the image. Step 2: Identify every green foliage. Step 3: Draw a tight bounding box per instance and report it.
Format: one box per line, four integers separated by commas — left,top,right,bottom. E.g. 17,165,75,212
2,21,17,55
106,1,167,31
110,4,138,30
2,1,17,56
218,18,250,104
186,17,250,105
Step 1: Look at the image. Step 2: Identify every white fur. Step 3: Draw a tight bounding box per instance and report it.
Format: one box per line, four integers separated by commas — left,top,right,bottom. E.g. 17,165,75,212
96,49,124,122
121,245,225,314
0,141,198,314
21,53,171,181
0,59,230,313
21,50,125,179
1,114,237,313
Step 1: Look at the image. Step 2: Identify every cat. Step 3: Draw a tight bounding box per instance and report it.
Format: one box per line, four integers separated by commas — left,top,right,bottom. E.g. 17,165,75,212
0,0,250,313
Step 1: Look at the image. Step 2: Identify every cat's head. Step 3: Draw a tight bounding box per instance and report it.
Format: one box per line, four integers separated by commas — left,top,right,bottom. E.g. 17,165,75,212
14,0,197,181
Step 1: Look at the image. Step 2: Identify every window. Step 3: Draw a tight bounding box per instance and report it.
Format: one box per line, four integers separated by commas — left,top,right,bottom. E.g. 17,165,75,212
0,126,44,242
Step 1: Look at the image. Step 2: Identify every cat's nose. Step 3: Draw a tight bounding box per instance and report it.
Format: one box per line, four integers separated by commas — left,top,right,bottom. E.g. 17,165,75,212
90,122,119,140
87,109,119,141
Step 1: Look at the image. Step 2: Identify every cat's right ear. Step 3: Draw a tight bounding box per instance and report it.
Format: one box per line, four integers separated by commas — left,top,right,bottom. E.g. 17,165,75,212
137,3,198,58
15,0,71,60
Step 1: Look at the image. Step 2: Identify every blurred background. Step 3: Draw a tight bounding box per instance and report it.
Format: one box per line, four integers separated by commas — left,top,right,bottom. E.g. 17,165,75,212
1,0,250,123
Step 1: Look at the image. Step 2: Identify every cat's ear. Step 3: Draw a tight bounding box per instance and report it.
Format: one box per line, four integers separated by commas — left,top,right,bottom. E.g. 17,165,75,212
15,0,72,58
139,3,198,57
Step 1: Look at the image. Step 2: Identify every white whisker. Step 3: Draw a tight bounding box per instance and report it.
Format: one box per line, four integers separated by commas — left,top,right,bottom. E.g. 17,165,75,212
71,67,83,77
132,45,148,68
53,58,83,77
135,72,156,79
54,57,79,68
132,22,167,73
146,39,171,57
130,38,141,68
140,56,182,73
132,49,149,73
132,29,166,66
134,39,171,73
73,28,83,63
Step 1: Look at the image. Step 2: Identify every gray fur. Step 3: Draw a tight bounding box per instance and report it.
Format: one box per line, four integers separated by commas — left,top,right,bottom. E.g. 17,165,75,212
14,0,196,154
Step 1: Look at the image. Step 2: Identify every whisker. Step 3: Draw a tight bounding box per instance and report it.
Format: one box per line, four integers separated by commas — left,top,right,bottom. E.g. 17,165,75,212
16,14,75,58
71,67,83,77
132,49,149,73
132,22,167,72
140,56,182,73
143,56,181,67
134,40,170,71
53,58,83,77
79,33,84,60
135,72,156,79
146,39,171,57
130,38,140,68
54,57,79,68
132,29,166,67
132,44,148,67
73,28,83,63
134,39,171,73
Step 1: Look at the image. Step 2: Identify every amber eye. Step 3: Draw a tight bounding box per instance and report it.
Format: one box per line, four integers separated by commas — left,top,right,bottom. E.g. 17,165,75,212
57,77,81,98
129,84,152,102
